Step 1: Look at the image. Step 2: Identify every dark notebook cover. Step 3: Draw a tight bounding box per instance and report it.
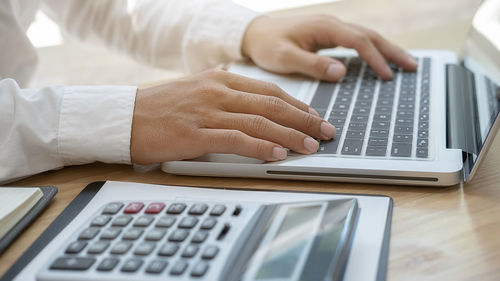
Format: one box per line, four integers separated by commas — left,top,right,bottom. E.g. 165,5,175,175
0,186,58,255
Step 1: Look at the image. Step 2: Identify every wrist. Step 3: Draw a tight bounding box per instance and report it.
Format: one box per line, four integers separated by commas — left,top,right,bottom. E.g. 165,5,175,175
241,15,270,59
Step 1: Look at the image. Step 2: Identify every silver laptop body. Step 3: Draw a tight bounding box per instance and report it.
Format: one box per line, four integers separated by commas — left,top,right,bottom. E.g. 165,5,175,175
162,0,500,186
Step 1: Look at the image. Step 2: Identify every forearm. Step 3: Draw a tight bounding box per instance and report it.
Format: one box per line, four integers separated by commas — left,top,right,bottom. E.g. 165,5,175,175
0,79,136,184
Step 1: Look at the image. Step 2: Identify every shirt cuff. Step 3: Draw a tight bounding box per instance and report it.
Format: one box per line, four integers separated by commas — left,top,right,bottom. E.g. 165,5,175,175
183,1,260,73
58,85,137,165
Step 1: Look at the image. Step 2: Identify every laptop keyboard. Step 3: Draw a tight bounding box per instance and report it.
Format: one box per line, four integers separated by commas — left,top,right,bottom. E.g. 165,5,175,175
313,57,431,159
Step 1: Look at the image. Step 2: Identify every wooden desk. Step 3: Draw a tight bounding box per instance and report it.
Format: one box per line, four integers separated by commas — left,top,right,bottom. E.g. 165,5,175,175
2,0,499,280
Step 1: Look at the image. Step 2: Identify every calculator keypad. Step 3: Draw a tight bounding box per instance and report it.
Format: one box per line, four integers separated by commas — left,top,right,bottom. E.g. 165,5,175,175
46,201,240,279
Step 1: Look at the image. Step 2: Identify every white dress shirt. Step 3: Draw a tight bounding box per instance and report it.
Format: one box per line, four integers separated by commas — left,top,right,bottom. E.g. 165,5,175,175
0,0,259,184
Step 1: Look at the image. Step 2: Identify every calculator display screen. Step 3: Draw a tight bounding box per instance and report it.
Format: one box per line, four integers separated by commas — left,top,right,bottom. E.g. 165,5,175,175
254,205,321,280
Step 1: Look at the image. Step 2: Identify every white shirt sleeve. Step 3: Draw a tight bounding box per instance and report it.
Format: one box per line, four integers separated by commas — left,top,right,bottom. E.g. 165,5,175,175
0,79,136,184
41,0,260,73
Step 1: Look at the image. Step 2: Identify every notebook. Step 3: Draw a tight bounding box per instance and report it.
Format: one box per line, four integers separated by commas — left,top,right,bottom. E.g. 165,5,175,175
0,186,58,255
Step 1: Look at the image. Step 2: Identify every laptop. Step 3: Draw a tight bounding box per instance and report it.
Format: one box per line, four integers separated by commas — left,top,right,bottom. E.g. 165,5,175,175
162,0,500,186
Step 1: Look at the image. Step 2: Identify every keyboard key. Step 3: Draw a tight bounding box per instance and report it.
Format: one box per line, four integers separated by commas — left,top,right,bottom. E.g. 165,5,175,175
145,228,167,241
156,216,176,228
133,242,156,256
318,138,340,154
96,258,119,271
124,202,144,214
182,245,199,258
121,258,143,272
393,134,413,143
418,130,428,138
170,260,188,276
179,217,199,229
146,260,168,274
370,129,389,138
209,204,226,216
110,241,132,255
158,243,179,256
348,122,367,130
145,202,165,214
100,228,121,240
200,218,217,230
123,228,144,240
91,215,111,227
373,113,391,121
78,228,100,240
87,241,110,254
50,257,95,271
391,143,412,157
102,202,124,214
368,138,388,146
65,241,87,254
394,126,413,135
133,215,154,227
169,229,189,242
346,130,365,139
192,231,209,243
191,262,209,277
167,203,186,214
417,138,429,148
112,215,132,227
341,139,363,155
372,121,390,130
417,148,429,158
366,146,387,156
202,245,219,260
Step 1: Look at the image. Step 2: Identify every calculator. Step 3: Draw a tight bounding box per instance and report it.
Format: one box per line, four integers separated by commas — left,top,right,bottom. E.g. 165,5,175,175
36,198,358,281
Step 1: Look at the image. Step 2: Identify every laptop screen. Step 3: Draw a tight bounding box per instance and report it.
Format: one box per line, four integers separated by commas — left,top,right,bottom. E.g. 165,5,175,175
459,0,500,181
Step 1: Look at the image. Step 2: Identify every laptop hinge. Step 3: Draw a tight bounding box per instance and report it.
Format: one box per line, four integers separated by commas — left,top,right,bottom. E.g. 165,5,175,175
445,64,482,181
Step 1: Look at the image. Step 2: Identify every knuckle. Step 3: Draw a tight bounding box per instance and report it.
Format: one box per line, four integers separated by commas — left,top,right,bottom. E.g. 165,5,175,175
266,96,287,114
254,140,269,157
250,115,270,134
352,32,370,48
223,130,243,146
303,113,319,130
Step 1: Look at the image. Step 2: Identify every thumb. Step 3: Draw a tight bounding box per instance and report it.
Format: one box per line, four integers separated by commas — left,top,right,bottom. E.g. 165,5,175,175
286,47,346,82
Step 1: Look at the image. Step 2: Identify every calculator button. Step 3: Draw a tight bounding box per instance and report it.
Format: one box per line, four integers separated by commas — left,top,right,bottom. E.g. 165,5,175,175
167,203,186,214
102,202,124,214
156,216,176,228
110,241,133,255
100,228,121,240
178,217,199,229
191,231,208,243
121,258,143,272
145,202,165,214
182,245,199,258
145,260,168,274
122,228,144,240
202,245,219,260
97,257,119,271
170,260,188,276
200,218,217,230
189,203,208,215
78,227,100,240
124,202,144,214
209,204,226,216
191,262,209,277
145,228,167,241
91,215,111,227
112,215,133,227
158,243,179,256
50,257,95,271
133,215,154,227
169,229,189,242
65,241,87,254
87,241,110,254
133,242,156,256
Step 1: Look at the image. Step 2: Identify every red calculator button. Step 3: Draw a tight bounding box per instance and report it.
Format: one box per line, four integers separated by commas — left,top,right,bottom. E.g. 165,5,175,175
124,202,144,214
145,202,165,214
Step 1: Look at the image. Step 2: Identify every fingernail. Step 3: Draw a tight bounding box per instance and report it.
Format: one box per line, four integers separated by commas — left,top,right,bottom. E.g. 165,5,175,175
320,121,336,139
407,55,418,68
325,63,345,81
304,137,319,153
272,147,287,160
309,107,320,117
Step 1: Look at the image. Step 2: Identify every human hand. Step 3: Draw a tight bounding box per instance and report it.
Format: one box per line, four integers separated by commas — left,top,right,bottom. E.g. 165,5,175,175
242,15,418,81
130,69,335,164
